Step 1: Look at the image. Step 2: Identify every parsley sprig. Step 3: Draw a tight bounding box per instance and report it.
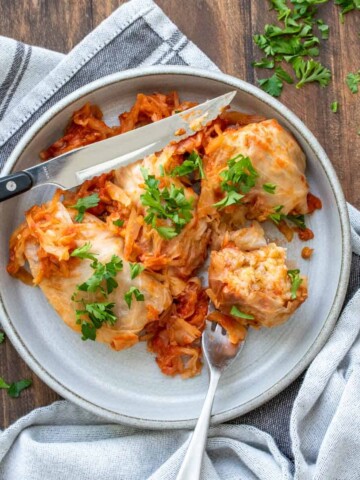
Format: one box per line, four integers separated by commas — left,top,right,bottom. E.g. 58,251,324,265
129,263,145,279
335,0,360,22
124,287,145,308
346,70,360,93
293,58,331,88
71,193,100,222
76,254,123,296
140,168,194,239
170,151,205,179
71,242,98,261
113,219,124,227
331,101,339,113
75,300,117,341
0,377,32,398
263,183,277,194
213,155,259,209
268,205,306,229
287,269,303,299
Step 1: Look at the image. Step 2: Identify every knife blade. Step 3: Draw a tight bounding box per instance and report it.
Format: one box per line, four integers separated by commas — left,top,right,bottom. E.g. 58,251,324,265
0,91,236,202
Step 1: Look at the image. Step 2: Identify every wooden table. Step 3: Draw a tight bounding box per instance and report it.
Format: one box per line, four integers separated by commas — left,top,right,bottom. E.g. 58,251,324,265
0,0,359,429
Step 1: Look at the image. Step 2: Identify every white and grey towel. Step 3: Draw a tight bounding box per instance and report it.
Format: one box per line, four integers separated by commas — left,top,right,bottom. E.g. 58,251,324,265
0,0,360,478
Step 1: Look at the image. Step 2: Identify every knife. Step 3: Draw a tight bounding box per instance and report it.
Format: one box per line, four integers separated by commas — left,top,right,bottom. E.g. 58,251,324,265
0,91,236,202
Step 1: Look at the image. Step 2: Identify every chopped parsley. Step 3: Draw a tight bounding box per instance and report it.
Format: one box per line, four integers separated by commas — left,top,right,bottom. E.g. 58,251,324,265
170,151,205,179
335,0,360,22
258,74,284,97
346,70,360,93
316,19,329,39
70,242,98,261
263,183,277,194
76,255,123,296
286,214,306,229
124,287,145,309
75,301,117,341
268,206,306,229
140,167,194,239
275,66,294,84
252,58,275,69
287,269,303,299
268,205,285,224
71,193,100,222
155,226,179,240
113,219,124,227
0,332,4,344
331,101,339,113
129,263,145,279
213,155,258,209
253,1,334,97
71,249,124,341
230,306,255,320
0,377,32,398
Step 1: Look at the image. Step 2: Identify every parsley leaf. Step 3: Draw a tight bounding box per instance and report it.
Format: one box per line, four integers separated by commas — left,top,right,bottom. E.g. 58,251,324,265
76,301,117,341
0,332,4,344
155,226,178,239
77,255,123,296
80,321,97,341
293,58,331,88
230,306,255,320
287,269,303,299
286,214,306,229
0,377,32,398
252,58,275,69
124,287,145,309
140,168,194,238
263,183,277,194
8,380,32,398
71,193,100,222
268,205,285,224
335,0,360,22
331,101,339,113
213,155,258,209
346,70,360,93
270,0,295,27
0,378,9,389
213,190,245,209
171,151,205,179
70,242,98,261
129,263,145,280
317,19,329,39
275,66,294,83
268,206,307,229
113,219,124,227
258,74,284,97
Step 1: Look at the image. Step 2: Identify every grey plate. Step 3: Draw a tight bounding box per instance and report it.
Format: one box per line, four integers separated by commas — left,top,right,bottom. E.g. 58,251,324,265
0,67,351,428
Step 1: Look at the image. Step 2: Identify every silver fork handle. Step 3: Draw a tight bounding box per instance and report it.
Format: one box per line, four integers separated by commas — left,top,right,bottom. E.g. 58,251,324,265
176,369,221,480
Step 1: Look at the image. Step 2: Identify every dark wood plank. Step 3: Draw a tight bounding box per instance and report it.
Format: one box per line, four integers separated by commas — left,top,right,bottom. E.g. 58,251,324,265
0,0,94,52
0,0,359,429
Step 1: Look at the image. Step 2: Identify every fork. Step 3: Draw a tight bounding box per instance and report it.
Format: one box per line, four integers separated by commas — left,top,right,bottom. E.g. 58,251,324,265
175,311,246,480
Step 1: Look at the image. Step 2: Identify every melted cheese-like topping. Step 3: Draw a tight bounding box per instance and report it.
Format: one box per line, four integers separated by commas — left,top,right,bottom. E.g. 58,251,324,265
199,119,309,219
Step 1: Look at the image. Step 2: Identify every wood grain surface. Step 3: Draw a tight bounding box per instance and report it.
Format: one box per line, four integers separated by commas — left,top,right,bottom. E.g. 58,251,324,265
0,0,359,428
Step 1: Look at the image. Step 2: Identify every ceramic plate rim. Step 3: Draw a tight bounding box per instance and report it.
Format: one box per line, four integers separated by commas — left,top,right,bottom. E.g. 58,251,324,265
0,66,351,428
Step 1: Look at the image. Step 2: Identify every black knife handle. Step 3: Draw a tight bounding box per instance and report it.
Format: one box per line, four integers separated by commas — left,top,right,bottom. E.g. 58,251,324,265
0,172,33,202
